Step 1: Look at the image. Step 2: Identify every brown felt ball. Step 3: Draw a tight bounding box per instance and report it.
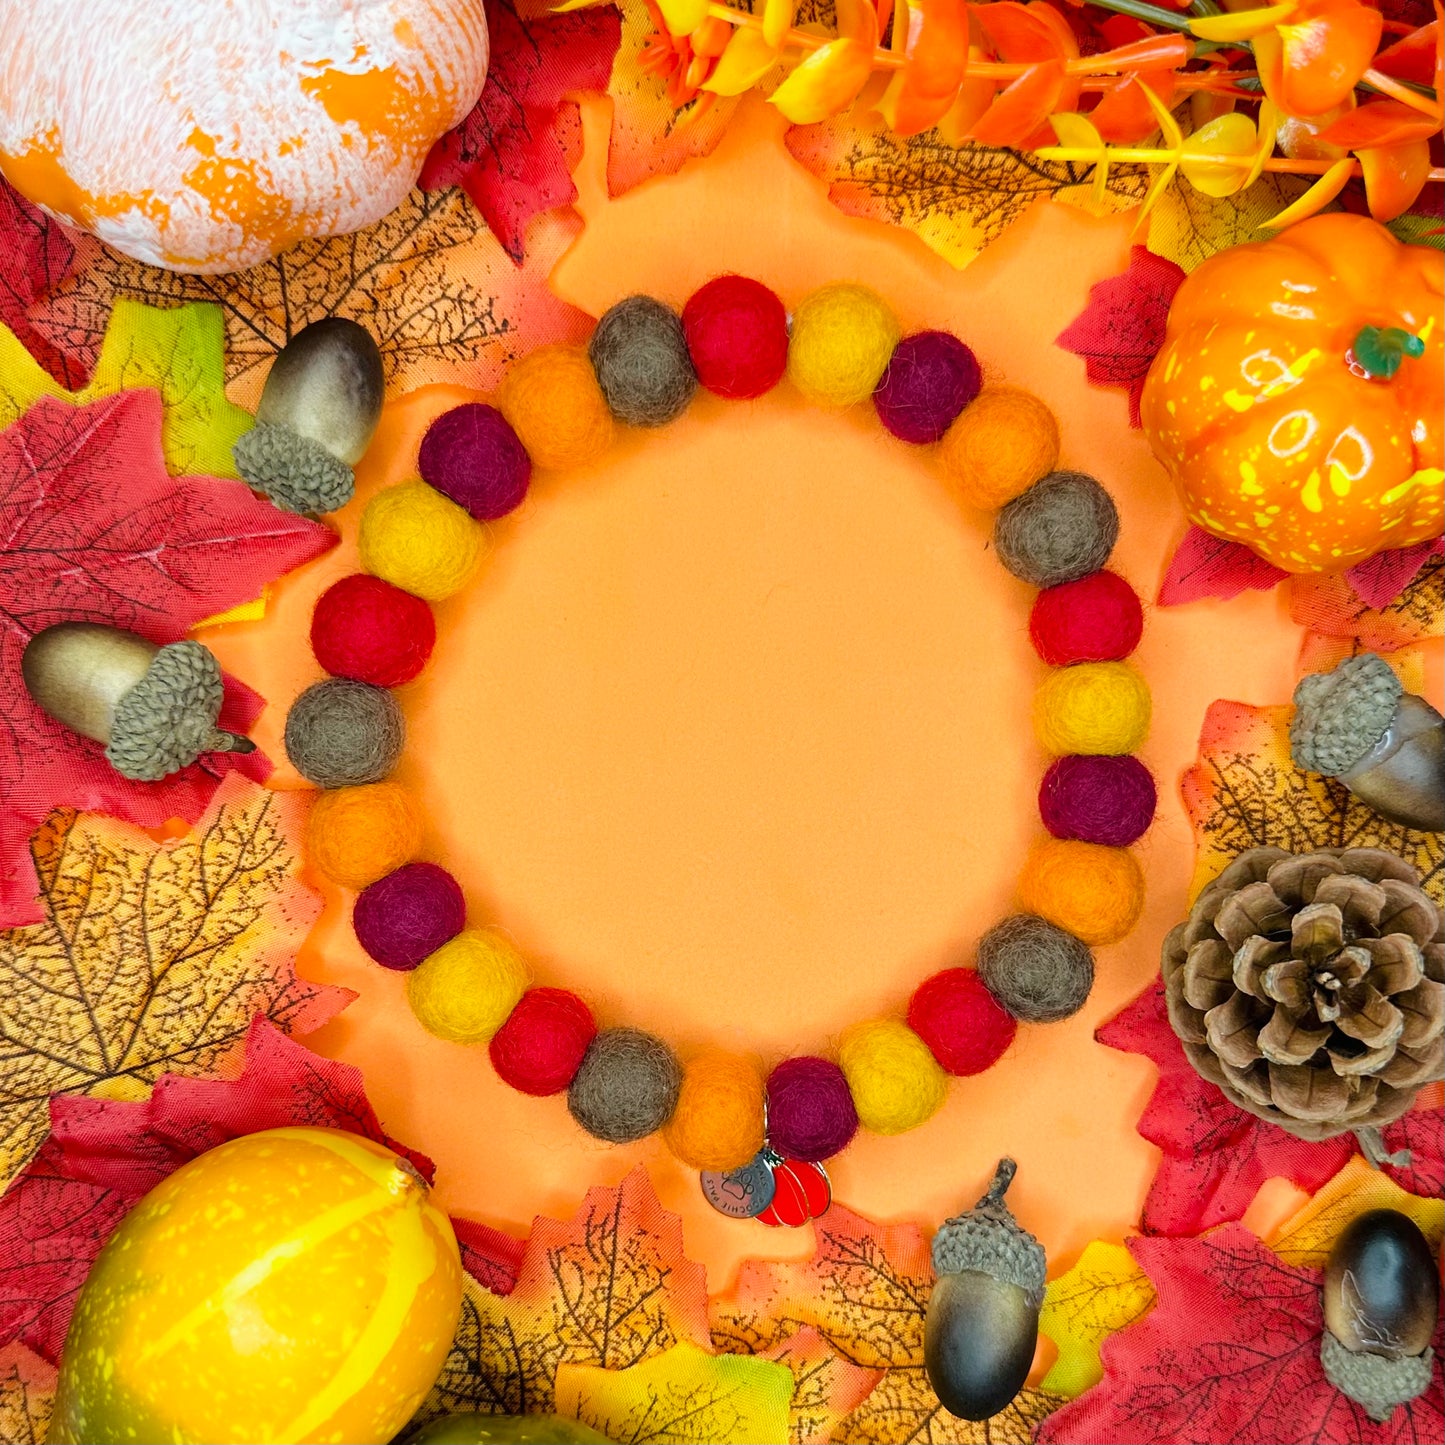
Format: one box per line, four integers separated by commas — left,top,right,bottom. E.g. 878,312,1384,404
588,295,698,428
994,472,1119,588
283,678,404,788
567,1026,683,1143
976,914,1095,1022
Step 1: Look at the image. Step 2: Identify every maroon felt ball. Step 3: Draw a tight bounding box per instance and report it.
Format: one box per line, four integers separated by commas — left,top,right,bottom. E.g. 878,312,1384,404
765,1056,858,1161
353,861,466,970
681,275,790,399
873,331,981,444
1038,754,1157,847
418,402,532,520
907,968,1018,1075
492,988,598,1096
311,573,436,687
1029,570,1143,665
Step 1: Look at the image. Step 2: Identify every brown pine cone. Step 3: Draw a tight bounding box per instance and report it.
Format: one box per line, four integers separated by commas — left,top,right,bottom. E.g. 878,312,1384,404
1162,847,1444,1141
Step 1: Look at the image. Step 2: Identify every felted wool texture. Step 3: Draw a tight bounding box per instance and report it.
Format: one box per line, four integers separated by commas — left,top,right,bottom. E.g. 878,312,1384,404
307,782,421,891
497,345,614,471
1035,661,1151,756
310,573,436,688
682,274,789,399
1019,838,1145,946
567,1026,683,1143
787,284,901,408
837,1019,947,1135
1029,570,1143,666
353,861,466,971
1038,753,1156,847
588,295,698,428
994,471,1120,588
907,967,1017,1075
490,987,597,1097
284,677,405,788
765,1056,859,1161
939,386,1060,509
663,1049,767,1171
976,914,1095,1023
358,479,485,602
873,331,981,444
407,928,529,1045
418,402,532,521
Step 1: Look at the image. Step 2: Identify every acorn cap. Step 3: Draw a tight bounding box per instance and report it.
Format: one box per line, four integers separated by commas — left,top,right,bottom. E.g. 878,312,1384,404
107,640,246,781
1291,654,1402,778
1320,1330,1433,1423
233,421,355,515
930,1158,1046,1311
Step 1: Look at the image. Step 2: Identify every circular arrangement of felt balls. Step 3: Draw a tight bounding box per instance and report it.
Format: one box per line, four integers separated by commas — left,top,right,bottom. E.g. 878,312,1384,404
287,275,1156,1184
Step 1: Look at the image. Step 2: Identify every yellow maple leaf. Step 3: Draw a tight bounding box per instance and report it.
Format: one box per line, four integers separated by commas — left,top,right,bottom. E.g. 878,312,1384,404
834,1365,1064,1444
1037,1241,1156,1399
0,1342,54,1445
0,777,338,1187
555,1342,794,1445
761,1328,881,1445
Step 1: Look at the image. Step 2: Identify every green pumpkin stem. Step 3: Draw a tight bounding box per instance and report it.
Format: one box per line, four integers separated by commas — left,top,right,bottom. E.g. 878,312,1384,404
1352,325,1426,381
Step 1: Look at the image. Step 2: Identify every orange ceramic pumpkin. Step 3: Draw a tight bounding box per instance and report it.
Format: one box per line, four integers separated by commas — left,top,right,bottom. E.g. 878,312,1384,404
0,1,490,273
48,1128,463,1445
1140,214,1443,573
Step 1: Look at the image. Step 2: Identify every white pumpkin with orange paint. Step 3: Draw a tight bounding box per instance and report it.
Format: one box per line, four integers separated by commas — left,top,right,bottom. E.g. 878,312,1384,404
0,0,489,273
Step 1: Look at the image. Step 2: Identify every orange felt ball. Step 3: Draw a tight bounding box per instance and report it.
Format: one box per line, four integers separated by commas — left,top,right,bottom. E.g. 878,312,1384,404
664,1049,766,1171
1018,838,1144,946
497,345,614,471
940,386,1060,510
306,782,423,890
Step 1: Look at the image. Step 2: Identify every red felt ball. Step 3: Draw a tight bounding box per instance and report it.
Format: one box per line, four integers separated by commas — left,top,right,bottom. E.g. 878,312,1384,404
681,275,790,399
873,331,981,444
907,968,1017,1075
418,402,532,520
311,573,436,687
489,987,598,1096
1029,570,1143,665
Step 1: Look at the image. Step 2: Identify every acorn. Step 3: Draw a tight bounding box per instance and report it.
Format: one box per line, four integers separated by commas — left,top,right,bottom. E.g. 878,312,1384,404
232,317,384,514
1320,1208,1440,1423
924,1158,1046,1421
21,623,254,781
1291,652,1445,833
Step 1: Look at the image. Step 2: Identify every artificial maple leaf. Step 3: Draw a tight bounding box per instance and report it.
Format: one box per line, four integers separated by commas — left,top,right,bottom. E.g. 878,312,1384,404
1055,246,1185,427
1157,526,1290,606
0,778,348,1192
1037,1240,1156,1399
1035,1226,1444,1445
555,1341,794,1445
0,299,252,477
24,188,592,409
835,1367,1063,1444
1290,550,1445,655
0,1343,53,1445
410,1167,711,1428
762,1329,880,1445
421,0,623,262
0,391,334,925
1343,539,1445,612
1145,167,1313,273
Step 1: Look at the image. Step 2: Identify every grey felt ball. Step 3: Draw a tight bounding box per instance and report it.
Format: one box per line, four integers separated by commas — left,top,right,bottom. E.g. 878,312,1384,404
568,1026,683,1143
994,471,1119,588
976,914,1094,1022
284,677,404,789
588,295,698,428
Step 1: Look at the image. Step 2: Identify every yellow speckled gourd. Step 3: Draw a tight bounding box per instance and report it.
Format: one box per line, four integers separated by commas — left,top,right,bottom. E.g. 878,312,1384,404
47,1128,463,1445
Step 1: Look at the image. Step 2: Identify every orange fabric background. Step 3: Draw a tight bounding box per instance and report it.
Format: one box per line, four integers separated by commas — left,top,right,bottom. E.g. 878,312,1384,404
205,98,1321,1321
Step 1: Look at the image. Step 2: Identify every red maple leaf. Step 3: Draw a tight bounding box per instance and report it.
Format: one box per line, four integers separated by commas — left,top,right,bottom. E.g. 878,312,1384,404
420,0,623,262
1100,981,1440,1236
1158,525,1291,606
1055,245,1185,428
0,391,335,927
0,1018,520,1365
1036,1226,1444,1445
1344,539,1445,611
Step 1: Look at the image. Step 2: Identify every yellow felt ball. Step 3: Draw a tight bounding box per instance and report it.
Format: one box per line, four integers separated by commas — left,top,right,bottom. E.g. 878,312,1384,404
1020,838,1145,945
359,479,484,602
1035,661,1151,755
940,385,1061,510
497,344,614,471
664,1050,766,1171
407,929,529,1044
787,284,901,408
306,782,421,890
838,1019,947,1135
